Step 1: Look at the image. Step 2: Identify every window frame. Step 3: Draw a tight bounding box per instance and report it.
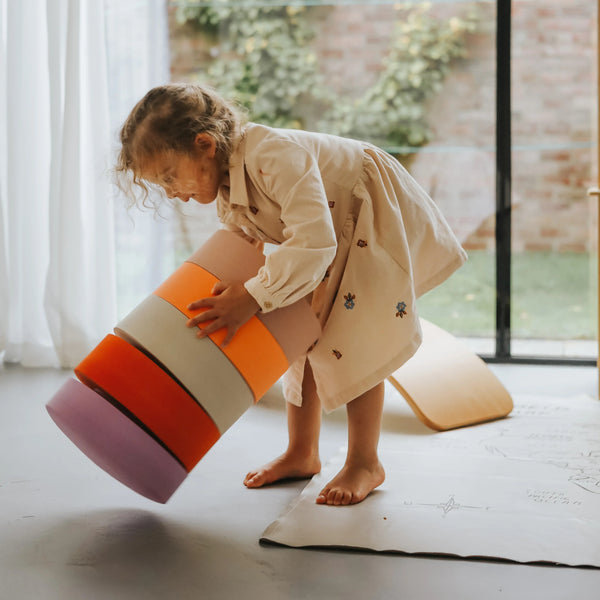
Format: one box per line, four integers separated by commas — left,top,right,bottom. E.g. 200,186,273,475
488,0,596,367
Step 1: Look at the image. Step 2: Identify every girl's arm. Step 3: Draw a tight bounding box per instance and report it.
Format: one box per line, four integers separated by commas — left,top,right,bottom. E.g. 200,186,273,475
187,138,336,344
242,139,337,312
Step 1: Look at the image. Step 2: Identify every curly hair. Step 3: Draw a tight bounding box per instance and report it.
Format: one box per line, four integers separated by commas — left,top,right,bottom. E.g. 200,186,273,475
115,82,246,207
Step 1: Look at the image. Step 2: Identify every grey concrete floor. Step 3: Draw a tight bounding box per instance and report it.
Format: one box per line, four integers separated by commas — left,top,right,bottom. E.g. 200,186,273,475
1,362,599,600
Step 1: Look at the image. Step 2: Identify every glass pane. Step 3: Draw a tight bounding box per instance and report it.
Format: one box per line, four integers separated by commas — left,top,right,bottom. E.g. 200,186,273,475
511,0,598,359
404,1,497,354
168,0,497,352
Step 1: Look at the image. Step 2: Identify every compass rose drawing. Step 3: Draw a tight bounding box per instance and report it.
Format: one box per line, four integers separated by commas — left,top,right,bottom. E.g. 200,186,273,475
418,494,490,516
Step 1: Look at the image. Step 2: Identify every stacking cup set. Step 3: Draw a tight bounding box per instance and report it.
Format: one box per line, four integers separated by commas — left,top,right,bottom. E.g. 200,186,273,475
46,230,320,503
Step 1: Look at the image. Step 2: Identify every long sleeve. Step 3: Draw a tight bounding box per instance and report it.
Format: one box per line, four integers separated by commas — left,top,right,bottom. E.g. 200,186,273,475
242,139,338,312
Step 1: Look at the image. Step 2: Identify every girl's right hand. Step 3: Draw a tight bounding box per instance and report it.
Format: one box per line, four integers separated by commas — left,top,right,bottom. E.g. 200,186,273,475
186,281,261,347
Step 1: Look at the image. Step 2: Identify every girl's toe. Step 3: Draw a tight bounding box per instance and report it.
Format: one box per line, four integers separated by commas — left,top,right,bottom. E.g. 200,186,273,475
244,471,261,487
316,487,330,504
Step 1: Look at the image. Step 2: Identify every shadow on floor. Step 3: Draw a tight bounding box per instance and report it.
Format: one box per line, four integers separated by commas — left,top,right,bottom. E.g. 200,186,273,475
10,508,274,597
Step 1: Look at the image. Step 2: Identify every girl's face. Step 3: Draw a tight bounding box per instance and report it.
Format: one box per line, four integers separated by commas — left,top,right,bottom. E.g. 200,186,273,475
140,134,223,204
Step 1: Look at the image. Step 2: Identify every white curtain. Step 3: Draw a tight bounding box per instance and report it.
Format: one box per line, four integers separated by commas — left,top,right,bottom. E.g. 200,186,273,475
0,0,171,368
104,0,174,321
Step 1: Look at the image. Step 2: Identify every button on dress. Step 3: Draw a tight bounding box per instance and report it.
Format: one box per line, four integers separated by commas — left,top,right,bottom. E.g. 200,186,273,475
216,123,467,412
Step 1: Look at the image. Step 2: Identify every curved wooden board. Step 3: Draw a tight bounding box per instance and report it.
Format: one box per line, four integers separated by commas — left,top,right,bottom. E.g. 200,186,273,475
387,319,513,431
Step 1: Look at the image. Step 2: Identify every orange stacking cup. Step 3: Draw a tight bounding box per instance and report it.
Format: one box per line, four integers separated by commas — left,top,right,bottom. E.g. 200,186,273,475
153,262,288,402
188,230,322,365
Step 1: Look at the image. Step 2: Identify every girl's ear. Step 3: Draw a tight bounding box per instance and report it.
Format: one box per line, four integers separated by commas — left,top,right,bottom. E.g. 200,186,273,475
194,133,217,158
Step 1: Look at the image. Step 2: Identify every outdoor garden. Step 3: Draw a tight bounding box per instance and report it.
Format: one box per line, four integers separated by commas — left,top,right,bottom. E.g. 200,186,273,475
164,0,597,354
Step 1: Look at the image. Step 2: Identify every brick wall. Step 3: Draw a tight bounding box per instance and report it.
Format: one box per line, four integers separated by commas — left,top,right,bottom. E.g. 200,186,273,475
510,0,597,253
307,4,396,98
168,1,598,254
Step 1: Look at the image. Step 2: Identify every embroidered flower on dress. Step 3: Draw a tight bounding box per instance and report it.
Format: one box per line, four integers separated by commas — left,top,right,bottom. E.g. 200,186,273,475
344,293,356,309
395,301,407,318
332,349,342,359
328,201,335,209
357,239,368,248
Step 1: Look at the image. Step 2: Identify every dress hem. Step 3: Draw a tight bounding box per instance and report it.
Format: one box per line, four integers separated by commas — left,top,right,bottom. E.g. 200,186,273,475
415,251,468,299
312,327,423,413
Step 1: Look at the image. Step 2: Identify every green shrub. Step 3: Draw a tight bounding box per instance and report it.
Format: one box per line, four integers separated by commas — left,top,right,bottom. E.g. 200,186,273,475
175,2,332,129
326,4,478,150
173,1,477,149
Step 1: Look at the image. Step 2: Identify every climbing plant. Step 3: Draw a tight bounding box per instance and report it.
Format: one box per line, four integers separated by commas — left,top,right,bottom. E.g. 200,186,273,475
173,1,478,149
325,3,478,149
174,2,332,129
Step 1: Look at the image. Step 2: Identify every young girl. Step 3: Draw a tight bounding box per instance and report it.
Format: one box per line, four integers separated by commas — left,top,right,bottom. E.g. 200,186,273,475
116,82,467,506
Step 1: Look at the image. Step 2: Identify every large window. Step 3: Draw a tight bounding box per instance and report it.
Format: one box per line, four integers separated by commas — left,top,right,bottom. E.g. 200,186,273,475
510,0,597,360
166,0,598,363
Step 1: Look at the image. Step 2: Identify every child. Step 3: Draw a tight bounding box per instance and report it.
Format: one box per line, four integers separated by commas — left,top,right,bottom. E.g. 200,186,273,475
116,82,467,506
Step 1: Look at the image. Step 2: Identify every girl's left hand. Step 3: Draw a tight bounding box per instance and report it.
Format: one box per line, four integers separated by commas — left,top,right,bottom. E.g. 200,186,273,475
186,281,261,347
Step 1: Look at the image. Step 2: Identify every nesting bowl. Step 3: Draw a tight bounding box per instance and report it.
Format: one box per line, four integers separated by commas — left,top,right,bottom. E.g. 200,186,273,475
46,230,320,503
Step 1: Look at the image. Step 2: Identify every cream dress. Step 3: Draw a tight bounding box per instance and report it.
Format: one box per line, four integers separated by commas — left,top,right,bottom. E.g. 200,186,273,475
216,123,467,412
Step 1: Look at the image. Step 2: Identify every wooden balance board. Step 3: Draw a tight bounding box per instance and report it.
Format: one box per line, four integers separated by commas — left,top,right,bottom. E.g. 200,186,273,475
388,319,513,431
46,230,321,503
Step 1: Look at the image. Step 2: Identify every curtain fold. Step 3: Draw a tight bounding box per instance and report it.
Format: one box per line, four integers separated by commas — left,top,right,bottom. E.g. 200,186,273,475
44,0,116,367
0,0,171,369
104,0,174,320
1,0,61,366
0,1,8,356
0,0,114,367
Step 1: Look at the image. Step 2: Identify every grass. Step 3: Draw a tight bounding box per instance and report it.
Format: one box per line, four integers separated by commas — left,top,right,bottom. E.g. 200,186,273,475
417,250,597,341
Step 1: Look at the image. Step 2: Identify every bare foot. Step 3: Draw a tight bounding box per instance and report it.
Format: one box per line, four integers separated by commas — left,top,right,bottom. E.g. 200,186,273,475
316,460,385,506
244,452,321,488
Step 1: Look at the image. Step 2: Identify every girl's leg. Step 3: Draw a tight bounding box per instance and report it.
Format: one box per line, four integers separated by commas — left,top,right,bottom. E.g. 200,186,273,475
244,361,322,488
316,382,385,506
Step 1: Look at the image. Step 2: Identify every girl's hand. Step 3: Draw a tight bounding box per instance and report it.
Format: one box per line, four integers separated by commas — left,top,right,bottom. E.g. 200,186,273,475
186,281,261,347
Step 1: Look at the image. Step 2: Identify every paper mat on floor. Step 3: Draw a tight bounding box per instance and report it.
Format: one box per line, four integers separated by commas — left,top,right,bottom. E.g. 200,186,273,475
261,395,600,567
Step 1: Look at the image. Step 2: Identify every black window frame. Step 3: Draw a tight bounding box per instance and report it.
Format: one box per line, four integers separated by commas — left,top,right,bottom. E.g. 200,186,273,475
488,0,595,367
